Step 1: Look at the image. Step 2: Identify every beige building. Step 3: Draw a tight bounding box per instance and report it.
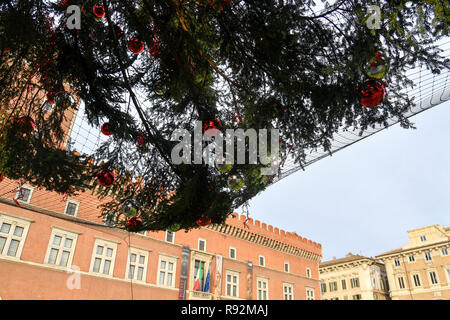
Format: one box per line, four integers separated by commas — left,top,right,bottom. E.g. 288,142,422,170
319,253,390,300
376,225,450,300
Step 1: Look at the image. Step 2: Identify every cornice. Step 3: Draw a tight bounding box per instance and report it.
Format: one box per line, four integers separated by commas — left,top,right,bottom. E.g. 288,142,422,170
206,223,322,263
376,241,450,260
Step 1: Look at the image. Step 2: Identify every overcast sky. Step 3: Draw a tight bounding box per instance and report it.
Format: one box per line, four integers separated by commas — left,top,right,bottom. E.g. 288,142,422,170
245,99,450,262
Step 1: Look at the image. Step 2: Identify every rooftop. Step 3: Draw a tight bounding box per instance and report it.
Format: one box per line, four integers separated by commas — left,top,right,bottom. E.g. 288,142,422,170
320,253,378,268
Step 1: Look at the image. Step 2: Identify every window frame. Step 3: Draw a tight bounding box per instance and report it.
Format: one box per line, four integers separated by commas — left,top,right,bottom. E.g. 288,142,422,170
428,270,439,286
165,230,175,243
282,282,294,300
394,258,401,267
320,282,327,293
125,247,149,283
64,199,80,217
441,247,448,256
89,238,118,277
397,276,406,289
445,267,450,283
284,262,290,273
0,214,31,259
229,246,236,260
341,279,347,290
256,277,269,300
157,254,177,288
420,235,427,242
412,273,422,287
329,281,338,292
306,287,315,300
15,185,34,204
198,238,206,252
258,255,265,267
424,251,432,262
306,268,312,278
408,255,415,263
225,270,240,298
104,211,118,227
350,277,360,288
44,227,79,268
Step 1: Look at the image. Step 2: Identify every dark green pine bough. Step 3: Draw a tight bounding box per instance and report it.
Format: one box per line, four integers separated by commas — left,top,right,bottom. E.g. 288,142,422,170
0,0,448,232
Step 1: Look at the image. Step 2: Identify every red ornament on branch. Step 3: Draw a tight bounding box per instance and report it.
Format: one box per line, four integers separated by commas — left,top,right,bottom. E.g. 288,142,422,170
196,215,212,227
93,4,105,18
128,38,145,54
126,216,143,230
360,80,387,108
101,123,113,136
0,175,4,183
137,131,149,152
97,170,115,187
14,116,36,134
46,92,56,104
202,118,221,137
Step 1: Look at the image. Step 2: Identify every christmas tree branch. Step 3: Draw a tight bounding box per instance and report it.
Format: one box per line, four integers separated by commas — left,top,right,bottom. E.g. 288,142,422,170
102,0,179,175
169,0,248,92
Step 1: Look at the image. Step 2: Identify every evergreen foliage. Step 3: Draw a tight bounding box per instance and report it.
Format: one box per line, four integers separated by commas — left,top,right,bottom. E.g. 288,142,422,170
0,0,448,231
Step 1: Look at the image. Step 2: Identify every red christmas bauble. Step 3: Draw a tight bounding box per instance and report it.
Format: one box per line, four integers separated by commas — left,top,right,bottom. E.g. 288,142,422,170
137,131,148,152
46,92,55,104
360,80,386,108
202,118,221,137
196,215,212,227
93,4,105,18
0,176,4,183
101,123,113,136
15,116,36,134
126,216,143,229
128,38,145,54
97,170,115,187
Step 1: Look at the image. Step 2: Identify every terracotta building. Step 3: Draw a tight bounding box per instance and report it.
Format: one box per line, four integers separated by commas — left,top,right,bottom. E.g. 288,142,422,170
0,65,322,300
0,178,322,300
319,253,390,300
376,225,450,300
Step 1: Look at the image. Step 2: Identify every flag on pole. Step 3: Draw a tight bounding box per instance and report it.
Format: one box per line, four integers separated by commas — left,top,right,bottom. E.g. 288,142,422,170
203,264,211,292
192,261,203,291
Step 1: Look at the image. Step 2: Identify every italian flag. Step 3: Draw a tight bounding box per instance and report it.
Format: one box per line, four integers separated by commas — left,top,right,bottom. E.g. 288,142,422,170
192,261,203,291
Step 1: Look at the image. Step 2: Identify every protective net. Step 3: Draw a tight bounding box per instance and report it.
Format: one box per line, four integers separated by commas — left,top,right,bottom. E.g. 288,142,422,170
272,39,450,185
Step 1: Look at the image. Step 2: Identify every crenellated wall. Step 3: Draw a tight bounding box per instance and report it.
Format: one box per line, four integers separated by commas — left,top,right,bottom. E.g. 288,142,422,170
222,213,322,258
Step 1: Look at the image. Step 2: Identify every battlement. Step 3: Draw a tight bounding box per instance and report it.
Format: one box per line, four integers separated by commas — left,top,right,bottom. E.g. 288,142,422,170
226,212,322,254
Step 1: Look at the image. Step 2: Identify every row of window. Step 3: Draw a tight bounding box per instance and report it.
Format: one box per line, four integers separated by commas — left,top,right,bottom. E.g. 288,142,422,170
163,231,313,279
222,270,315,300
396,269,450,289
0,214,317,299
393,248,448,267
320,277,360,293
14,187,314,279
325,294,362,300
12,184,80,217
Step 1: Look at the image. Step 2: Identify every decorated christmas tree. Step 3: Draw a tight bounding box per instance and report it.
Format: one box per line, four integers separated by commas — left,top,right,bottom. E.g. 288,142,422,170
0,0,448,232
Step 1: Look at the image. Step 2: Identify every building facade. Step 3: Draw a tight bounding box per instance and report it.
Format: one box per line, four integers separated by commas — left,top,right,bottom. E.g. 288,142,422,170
0,63,323,300
376,225,450,300
0,181,322,300
319,253,390,300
